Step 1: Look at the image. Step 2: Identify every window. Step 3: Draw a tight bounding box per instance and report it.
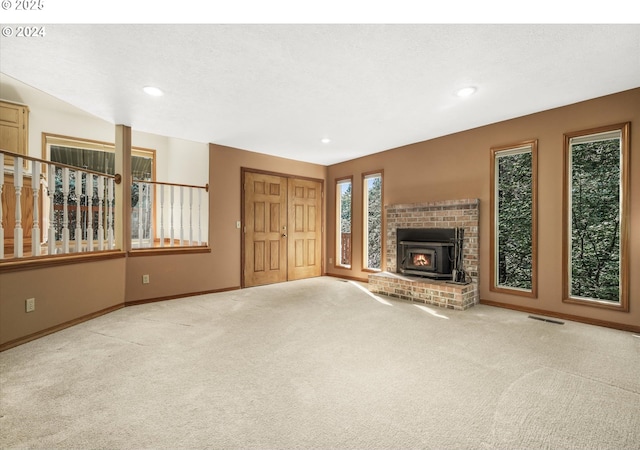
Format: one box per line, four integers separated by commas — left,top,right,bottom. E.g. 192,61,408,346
490,140,537,297
563,123,629,311
45,134,155,179
362,171,383,271
43,134,156,243
335,177,352,268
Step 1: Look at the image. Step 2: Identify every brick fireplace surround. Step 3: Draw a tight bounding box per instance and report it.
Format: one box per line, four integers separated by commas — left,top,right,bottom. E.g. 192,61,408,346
368,199,479,310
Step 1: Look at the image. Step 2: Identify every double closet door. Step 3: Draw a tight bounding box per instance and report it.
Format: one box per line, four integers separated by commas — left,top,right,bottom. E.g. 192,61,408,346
242,170,323,287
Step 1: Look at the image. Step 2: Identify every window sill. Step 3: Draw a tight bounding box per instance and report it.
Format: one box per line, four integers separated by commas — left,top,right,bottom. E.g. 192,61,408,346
490,284,537,298
563,295,629,312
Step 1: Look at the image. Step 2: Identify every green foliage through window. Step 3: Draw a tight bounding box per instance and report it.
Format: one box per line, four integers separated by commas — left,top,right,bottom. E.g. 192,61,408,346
336,179,352,267
364,174,382,270
491,141,537,297
340,182,352,233
568,134,621,302
496,150,533,289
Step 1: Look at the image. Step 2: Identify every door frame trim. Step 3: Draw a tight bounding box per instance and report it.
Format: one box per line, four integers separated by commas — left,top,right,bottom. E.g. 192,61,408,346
240,167,325,288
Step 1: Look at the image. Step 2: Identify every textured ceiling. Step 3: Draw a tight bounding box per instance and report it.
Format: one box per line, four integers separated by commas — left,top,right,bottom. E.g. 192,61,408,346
1,24,639,165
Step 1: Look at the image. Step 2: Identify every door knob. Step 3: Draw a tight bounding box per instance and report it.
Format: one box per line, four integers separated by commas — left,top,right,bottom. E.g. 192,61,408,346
282,233,287,238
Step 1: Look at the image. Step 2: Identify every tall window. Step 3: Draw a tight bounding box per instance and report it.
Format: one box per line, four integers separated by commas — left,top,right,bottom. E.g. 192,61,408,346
43,134,156,241
362,171,383,271
335,177,352,268
490,140,537,297
563,123,629,311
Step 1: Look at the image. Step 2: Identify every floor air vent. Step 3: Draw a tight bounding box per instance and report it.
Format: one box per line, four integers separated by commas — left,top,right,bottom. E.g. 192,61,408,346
528,315,564,325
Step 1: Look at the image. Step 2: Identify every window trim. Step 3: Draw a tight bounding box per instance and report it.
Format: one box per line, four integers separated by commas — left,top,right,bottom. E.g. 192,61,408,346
562,122,630,311
335,176,353,269
362,170,384,273
42,133,156,178
42,132,157,245
490,140,538,298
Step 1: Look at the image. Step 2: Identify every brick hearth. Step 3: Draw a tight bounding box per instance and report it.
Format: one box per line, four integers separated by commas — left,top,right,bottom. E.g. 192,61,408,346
369,272,477,310
368,198,479,310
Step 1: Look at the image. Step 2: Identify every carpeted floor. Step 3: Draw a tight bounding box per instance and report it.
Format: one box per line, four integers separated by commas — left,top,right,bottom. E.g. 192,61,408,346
1,277,639,449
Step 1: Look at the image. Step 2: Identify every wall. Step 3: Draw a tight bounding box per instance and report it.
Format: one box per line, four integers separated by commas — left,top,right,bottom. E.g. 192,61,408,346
0,258,126,346
120,133,213,303
206,143,327,288
326,88,640,331
2,74,637,346
0,76,206,346
1,77,129,347
132,133,210,244
1,75,327,347
124,144,326,303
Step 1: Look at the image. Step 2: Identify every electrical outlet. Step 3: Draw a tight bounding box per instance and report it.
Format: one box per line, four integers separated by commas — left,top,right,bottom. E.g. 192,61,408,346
329,257,333,264
142,274,150,284
236,221,241,229
25,298,35,313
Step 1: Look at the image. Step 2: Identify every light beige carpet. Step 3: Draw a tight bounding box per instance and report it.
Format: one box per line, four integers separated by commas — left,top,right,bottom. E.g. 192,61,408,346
1,277,639,449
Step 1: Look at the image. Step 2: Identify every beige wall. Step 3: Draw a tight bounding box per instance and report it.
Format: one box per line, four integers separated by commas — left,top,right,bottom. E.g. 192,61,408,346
123,144,326,303
2,85,637,347
1,75,326,346
0,258,126,345
1,144,325,346
326,88,640,330
208,144,328,285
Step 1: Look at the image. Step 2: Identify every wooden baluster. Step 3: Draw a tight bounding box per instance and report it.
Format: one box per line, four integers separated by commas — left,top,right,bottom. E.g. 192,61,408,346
189,187,193,246
97,175,104,251
137,182,143,249
31,161,42,256
147,182,154,248
14,157,24,257
86,173,93,252
0,157,4,259
75,170,83,252
159,185,165,248
198,188,202,246
61,167,70,253
48,165,56,255
179,186,184,246
107,177,114,249
170,185,175,247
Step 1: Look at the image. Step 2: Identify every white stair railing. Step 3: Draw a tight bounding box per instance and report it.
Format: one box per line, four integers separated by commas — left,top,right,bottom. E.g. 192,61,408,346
47,164,56,256
179,186,185,246
1,149,119,260
0,157,4,259
86,173,94,252
146,182,153,248
189,187,193,246
159,184,165,248
31,160,41,256
75,170,84,253
198,189,202,246
130,180,208,250
98,175,105,251
107,177,115,249
61,167,70,253
13,157,24,258
170,185,175,247
1,149,208,261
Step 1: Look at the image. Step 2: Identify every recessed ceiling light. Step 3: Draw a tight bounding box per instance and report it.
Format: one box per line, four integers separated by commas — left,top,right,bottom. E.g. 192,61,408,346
456,86,477,98
321,138,331,144
143,86,163,97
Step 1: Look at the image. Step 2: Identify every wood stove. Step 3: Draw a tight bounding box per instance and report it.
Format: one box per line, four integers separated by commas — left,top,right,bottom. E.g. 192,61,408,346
397,228,462,280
